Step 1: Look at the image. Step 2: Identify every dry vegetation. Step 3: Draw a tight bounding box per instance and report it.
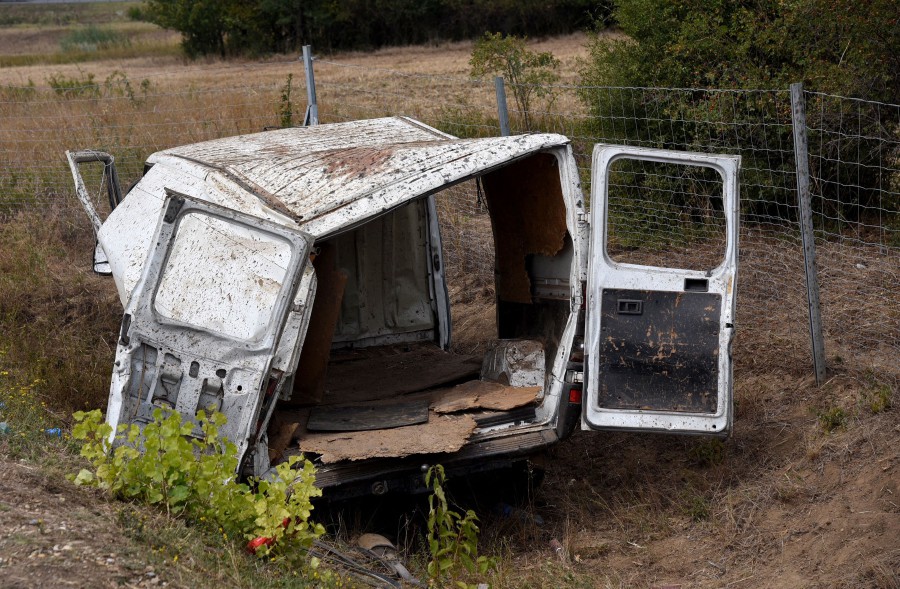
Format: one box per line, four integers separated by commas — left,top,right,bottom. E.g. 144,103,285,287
0,5,897,588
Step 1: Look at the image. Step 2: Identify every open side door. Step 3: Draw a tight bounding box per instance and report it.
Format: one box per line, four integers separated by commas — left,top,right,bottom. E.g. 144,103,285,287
108,190,315,475
65,150,123,275
584,145,740,435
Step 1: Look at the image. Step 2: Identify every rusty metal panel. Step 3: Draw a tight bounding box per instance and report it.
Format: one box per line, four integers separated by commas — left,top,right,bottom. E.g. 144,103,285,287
595,289,720,413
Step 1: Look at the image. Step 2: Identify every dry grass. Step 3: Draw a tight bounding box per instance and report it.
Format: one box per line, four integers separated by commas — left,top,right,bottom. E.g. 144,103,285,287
0,206,120,416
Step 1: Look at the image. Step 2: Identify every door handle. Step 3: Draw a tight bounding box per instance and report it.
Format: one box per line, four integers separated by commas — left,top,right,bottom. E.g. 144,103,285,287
617,299,643,315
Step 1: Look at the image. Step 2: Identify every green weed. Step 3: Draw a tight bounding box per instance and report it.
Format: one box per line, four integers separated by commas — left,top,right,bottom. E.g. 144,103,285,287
47,70,100,98
817,407,847,432
866,384,892,414
688,439,726,468
426,464,497,587
685,494,711,522
72,408,324,562
278,73,294,128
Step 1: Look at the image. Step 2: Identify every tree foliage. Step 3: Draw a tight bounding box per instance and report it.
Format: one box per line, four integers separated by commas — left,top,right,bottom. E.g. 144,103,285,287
582,0,898,101
141,0,601,58
578,0,899,226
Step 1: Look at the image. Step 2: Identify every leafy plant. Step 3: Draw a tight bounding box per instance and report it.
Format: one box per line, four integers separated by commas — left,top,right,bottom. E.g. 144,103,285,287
279,73,294,128
470,32,560,130
71,408,324,559
425,464,495,587
47,71,100,98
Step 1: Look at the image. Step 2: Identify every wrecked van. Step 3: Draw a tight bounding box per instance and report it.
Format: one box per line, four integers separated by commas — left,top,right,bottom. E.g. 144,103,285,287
67,117,739,498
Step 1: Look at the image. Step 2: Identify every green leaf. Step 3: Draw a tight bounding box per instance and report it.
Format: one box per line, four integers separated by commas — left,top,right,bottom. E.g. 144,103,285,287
73,469,95,486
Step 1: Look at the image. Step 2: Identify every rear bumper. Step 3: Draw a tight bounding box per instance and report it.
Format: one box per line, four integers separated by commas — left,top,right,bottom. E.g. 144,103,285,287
294,427,559,501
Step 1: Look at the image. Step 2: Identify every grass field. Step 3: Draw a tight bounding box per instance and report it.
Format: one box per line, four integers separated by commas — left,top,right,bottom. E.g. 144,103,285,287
0,3,897,588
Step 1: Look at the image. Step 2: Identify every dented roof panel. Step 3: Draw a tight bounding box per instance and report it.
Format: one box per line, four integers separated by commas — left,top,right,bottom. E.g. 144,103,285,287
150,117,570,237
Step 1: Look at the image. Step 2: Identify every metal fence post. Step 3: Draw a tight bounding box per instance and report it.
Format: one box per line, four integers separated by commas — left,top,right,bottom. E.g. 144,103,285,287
302,45,319,126
790,81,827,385
494,76,510,136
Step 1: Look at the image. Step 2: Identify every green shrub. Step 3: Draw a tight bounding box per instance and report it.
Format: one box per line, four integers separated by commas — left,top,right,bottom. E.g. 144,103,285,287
816,407,847,432
578,0,900,229
126,6,145,21
47,71,100,98
72,408,324,559
867,384,893,414
470,32,560,130
60,25,131,53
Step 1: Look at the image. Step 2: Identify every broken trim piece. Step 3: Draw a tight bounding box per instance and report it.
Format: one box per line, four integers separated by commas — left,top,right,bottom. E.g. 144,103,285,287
65,149,122,234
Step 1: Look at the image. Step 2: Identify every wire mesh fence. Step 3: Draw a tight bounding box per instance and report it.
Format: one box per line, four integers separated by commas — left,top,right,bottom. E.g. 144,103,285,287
0,60,298,215
804,92,900,369
0,55,896,383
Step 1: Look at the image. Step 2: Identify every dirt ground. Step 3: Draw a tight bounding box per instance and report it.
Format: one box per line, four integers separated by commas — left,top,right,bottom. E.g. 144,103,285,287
0,459,164,588
529,371,900,588
2,368,896,589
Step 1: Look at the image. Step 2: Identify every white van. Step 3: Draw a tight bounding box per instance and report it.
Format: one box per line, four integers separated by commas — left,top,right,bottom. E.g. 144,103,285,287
68,117,739,498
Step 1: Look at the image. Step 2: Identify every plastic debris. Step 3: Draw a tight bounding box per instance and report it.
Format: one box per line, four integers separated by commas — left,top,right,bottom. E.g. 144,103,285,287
0,422,10,435
45,428,62,437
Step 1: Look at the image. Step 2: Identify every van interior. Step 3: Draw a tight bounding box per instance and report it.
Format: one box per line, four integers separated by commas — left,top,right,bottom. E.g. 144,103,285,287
266,152,575,464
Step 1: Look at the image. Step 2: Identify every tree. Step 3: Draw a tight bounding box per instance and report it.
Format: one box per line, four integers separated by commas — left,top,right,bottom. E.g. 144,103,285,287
578,0,899,227
145,0,231,58
470,32,560,129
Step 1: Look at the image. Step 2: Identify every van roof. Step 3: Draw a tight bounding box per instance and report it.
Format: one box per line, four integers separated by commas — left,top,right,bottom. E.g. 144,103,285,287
148,116,570,236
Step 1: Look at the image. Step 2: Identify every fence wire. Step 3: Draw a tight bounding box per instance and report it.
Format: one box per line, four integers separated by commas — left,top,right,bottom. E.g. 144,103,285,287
0,56,896,383
805,92,900,369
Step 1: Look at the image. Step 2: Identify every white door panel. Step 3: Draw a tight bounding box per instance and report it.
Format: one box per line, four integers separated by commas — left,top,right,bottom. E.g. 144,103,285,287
585,145,740,435
107,190,315,474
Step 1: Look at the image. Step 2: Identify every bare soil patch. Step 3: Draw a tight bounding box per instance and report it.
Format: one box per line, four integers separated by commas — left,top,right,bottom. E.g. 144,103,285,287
485,368,899,588
0,459,163,589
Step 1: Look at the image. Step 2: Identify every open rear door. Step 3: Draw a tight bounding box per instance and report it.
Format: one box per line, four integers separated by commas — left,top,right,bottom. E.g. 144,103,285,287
584,145,739,435
108,190,315,474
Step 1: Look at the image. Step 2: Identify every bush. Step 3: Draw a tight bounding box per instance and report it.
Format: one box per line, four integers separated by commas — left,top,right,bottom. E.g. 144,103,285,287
72,408,324,559
470,32,560,130
578,0,900,227
60,25,131,53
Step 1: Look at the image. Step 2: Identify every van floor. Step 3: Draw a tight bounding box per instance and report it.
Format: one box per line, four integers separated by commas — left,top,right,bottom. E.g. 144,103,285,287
319,343,482,405
274,343,542,464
